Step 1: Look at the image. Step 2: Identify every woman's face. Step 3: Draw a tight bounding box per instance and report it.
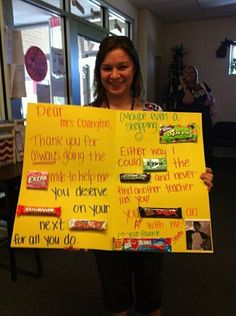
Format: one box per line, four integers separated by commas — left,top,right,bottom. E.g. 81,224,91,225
183,67,196,85
100,48,134,99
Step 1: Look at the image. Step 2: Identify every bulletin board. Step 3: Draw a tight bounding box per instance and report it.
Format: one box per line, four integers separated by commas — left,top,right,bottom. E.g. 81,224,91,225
11,103,213,253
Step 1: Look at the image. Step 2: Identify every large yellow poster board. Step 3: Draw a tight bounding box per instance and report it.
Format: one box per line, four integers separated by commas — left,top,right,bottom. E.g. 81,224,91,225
11,103,213,253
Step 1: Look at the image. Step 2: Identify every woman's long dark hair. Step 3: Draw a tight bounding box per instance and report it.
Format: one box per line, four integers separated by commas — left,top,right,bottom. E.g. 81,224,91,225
92,35,143,107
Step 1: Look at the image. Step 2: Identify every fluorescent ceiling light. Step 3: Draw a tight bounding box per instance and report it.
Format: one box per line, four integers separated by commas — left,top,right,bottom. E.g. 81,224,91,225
198,0,236,8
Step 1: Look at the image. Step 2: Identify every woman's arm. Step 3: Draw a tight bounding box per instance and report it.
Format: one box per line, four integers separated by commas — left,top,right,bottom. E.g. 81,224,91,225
179,75,194,104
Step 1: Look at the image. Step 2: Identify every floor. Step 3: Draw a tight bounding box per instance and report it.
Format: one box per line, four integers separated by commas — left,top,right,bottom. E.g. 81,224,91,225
0,157,235,316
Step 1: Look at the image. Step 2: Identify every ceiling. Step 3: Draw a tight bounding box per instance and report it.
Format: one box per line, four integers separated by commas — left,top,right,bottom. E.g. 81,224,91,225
128,0,236,23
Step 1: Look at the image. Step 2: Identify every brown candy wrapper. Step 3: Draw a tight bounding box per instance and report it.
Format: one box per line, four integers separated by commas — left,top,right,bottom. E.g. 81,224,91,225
120,173,150,182
69,219,107,231
139,206,182,218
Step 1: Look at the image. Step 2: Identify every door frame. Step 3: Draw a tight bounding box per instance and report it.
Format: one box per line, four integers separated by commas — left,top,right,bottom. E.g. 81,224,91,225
67,19,108,105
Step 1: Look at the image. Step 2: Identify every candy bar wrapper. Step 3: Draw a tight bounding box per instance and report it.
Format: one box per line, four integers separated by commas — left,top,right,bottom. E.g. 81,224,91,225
17,205,61,217
69,219,107,231
120,173,150,182
139,206,182,219
160,124,198,144
113,237,172,252
26,171,49,189
143,158,167,172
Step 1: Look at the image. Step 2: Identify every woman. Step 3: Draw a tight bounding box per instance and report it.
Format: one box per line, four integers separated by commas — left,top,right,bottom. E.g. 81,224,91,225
176,65,216,166
90,37,213,316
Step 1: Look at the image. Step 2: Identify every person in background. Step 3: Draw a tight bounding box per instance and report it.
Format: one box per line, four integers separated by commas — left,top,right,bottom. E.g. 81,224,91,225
176,65,216,166
89,36,213,316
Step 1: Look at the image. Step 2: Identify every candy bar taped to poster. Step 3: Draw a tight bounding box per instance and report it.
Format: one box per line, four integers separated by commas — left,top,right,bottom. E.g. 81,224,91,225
11,103,213,253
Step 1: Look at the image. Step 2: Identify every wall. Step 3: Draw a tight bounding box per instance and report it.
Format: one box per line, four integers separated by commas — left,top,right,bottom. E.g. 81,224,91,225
105,1,166,102
103,2,236,124
105,0,137,19
165,17,236,123
137,10,166,101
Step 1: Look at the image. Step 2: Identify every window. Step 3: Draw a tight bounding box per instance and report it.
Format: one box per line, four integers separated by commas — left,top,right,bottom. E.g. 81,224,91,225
70,0,103,27
109,10,130,36
229,43,236,75
40,0,63,9
18,15,67,118
78,36,100,104
69,0,132,36
4,0,133,120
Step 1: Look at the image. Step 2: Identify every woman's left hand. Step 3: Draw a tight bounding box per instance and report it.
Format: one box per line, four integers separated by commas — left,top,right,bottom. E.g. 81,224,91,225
204,94,215,107
200,167,213,191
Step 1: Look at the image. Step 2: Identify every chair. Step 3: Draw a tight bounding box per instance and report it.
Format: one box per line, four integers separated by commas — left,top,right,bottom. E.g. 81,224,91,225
212,122,236,157
212,122,236,147
0,185,42,281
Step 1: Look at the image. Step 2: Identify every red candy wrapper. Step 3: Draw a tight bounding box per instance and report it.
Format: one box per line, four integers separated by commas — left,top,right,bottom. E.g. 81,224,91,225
26,171,49,189
69,219,107,231
113,237,171,252
17,205,61,217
